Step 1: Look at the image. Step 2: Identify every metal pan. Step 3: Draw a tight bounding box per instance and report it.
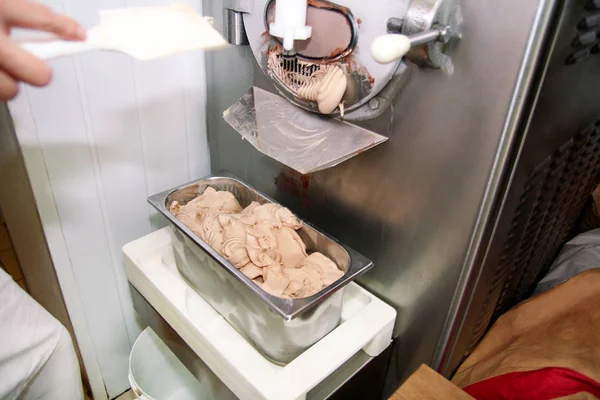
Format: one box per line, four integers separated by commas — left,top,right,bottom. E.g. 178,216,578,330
148,171,374,364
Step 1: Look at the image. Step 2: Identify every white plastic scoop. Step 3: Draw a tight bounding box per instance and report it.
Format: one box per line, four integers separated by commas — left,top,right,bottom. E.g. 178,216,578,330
19,4,228,61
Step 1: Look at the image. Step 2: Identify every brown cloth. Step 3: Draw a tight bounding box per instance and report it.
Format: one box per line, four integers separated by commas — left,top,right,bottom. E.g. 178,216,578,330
452,269,600,396
389,365,474,400
389,270,600,399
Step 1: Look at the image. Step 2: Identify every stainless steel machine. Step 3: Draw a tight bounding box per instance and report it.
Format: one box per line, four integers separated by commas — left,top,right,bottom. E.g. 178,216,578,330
195,0,600,396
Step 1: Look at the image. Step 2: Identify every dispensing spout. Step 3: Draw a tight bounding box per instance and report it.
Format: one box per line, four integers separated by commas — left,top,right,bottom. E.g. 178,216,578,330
269,0,312,54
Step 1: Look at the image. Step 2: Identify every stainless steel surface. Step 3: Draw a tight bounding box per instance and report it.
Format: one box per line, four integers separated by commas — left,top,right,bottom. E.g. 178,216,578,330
223,87,388,174
225,8,250,45
204,0,557,391
147,172,374,364
238,0,461,121
407,26,446,47
243,0,409,116
387,17,405,33
435,0,600,377
344,63,412,122
131,284,390,400
402,0,460,68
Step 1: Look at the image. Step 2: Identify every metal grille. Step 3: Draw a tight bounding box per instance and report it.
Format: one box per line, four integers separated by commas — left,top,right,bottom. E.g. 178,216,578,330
267,52,324,95
465,120,600,354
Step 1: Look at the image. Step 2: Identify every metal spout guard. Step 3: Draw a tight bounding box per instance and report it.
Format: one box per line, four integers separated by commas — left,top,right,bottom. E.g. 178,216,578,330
225,9,249,45
223,87,388,174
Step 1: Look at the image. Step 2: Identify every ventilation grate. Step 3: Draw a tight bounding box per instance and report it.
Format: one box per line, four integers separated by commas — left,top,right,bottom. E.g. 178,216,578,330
465,120,600,355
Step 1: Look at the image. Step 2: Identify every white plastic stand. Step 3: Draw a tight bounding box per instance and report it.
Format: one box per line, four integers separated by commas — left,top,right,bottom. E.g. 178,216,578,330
124,228,396,400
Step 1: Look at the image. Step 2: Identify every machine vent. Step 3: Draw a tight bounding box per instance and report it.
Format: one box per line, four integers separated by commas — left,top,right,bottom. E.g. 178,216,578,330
465,120,600,355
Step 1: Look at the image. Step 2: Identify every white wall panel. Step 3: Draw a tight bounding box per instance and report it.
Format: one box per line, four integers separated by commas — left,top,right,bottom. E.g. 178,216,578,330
7,89,108,400
8,1,210,397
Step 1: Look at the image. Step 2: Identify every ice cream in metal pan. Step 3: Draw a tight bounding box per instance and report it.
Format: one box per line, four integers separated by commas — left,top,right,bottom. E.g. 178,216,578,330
170,187,345,299
148,172,374,364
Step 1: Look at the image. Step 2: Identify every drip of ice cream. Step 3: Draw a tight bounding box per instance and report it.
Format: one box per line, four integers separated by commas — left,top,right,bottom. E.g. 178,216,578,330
170,187,344,298
296,65,348,114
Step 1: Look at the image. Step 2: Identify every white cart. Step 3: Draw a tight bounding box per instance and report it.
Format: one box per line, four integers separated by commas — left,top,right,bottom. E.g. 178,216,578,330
124,228,397,400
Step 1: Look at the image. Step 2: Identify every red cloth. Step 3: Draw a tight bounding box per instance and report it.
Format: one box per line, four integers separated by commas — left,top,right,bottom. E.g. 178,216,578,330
463,367,600,400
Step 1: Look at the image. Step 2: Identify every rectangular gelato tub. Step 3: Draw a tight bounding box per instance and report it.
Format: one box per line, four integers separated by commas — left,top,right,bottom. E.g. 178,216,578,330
147,172,374,364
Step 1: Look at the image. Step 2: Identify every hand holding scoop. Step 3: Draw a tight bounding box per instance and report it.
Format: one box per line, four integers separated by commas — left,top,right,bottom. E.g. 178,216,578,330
18,4,228,61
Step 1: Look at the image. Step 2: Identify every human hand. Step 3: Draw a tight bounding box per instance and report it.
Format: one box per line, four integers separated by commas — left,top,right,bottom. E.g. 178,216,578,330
0,0,85,100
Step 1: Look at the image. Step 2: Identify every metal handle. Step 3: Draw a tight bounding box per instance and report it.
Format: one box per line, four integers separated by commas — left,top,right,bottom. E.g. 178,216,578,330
409,25,452,47
371,25,451,64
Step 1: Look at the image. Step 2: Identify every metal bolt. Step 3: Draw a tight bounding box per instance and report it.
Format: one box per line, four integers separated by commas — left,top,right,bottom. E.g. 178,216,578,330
436,24,453,43
387,17,404,33
369,98,380,110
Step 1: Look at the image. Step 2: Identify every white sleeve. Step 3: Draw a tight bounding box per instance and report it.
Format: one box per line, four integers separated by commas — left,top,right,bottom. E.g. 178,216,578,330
534,228,600,295
0,268,81,400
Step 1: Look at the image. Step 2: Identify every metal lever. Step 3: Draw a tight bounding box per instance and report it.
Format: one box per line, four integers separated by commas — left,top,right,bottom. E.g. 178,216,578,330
371,25,452,64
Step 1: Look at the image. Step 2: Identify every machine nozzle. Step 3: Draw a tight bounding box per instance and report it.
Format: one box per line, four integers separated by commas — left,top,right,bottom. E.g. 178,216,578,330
269,0,312,52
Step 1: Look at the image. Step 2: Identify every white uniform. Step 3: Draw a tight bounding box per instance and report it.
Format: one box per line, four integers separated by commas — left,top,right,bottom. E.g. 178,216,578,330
535,228,600,295
0,268,83,400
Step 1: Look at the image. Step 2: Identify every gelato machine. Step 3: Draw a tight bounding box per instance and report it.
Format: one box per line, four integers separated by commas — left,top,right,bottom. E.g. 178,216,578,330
126,0,600,398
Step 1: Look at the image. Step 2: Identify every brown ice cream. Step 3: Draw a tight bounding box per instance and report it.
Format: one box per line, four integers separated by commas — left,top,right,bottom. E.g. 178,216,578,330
170,187,344,299
296,65,348,114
